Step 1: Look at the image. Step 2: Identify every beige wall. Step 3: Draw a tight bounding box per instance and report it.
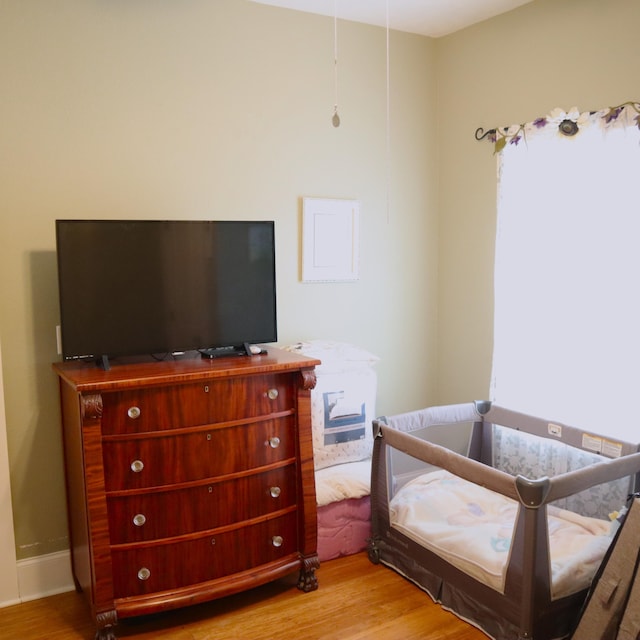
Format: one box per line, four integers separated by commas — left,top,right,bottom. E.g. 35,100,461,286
0,1,437,559
3,0,638,566
436,0,640,404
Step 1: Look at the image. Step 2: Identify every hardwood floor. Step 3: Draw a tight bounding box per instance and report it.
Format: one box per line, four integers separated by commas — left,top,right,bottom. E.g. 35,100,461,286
0,553,487,639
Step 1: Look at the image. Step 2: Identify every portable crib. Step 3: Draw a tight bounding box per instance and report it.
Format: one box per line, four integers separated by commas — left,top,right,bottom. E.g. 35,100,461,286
368,401,640,640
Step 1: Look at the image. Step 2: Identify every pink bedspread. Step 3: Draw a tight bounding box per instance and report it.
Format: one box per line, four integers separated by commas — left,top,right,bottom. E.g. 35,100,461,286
317,496,371,562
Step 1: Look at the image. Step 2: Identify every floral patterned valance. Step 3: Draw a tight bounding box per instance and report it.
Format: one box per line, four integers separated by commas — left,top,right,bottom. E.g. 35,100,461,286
476,101,640,154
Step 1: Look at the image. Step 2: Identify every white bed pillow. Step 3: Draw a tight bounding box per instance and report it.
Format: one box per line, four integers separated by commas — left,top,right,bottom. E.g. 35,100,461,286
315,460,371,507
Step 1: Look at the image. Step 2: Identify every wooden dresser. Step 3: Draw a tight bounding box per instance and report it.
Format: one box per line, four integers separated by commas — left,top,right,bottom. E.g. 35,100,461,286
53,348,320,639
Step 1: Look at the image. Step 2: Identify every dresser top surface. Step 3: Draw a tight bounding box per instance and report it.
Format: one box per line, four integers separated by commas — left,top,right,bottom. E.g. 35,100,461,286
52,347,320,392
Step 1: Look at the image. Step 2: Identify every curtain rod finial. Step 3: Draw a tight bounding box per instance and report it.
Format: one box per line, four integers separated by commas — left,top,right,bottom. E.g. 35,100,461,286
475,127,495,141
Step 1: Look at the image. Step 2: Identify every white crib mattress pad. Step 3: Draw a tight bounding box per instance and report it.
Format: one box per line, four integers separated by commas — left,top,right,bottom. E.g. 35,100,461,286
389,469,614,599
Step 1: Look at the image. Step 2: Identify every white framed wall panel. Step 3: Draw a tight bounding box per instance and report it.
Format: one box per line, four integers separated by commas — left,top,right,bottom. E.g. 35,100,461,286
302,197,360,282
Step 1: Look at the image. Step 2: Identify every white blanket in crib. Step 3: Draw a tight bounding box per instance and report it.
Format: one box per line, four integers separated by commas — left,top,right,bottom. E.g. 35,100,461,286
389,469,614,599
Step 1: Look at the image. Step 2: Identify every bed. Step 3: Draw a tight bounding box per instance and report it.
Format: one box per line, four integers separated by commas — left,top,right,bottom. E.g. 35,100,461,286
283,341,377,562
315,460,371,561
368,401,640,640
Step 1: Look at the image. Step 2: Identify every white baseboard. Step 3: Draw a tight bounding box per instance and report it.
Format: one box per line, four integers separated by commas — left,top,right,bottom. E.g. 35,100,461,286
14,550,75,604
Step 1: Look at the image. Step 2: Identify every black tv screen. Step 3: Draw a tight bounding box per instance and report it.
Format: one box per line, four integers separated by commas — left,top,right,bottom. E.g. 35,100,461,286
56,220,277,362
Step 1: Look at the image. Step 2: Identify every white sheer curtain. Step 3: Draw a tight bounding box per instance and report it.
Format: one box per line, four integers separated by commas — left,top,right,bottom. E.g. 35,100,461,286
490,105,640,441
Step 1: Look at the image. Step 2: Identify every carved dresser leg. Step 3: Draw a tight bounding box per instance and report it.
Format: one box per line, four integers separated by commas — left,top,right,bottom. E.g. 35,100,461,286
95,610,118,640
297,554,320,592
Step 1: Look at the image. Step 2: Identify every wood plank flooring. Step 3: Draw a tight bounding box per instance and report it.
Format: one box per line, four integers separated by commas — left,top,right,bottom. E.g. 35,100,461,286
0,553,487,639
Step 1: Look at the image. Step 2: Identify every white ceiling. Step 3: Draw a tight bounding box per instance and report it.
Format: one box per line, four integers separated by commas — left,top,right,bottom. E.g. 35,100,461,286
250,0,533,38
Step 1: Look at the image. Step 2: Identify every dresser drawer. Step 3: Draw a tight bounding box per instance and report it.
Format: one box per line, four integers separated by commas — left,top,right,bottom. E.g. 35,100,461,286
103,417,296,490
100,373,296,435
107,465,297,543
111,512,298,598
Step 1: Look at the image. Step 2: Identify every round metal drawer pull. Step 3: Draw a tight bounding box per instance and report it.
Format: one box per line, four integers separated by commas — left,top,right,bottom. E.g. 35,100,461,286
130,459,144,473
211,538,216,545
137,567,151,581
133,514,146,527
267,388,279,400
269,486,281,498
127,406,141,419
271,535,284,548
268,436,281,449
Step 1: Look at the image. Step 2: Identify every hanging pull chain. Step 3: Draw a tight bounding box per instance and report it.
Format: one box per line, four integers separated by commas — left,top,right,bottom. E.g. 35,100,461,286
332,0,340,127
385,0,391,221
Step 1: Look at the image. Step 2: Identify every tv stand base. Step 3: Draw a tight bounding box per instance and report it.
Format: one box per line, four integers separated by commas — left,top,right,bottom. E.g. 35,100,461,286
200,343,266,359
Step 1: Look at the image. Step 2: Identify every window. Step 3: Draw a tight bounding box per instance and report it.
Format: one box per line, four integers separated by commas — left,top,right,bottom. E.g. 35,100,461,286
490,104,640,441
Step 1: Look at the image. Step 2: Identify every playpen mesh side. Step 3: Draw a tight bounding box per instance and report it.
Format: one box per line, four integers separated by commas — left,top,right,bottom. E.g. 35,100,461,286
492,424,632,519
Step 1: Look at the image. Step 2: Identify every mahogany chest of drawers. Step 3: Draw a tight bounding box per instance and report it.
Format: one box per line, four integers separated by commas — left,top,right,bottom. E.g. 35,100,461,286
53,348,320,639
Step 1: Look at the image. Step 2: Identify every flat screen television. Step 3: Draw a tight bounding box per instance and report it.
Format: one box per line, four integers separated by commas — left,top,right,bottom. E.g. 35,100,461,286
55,219,277,367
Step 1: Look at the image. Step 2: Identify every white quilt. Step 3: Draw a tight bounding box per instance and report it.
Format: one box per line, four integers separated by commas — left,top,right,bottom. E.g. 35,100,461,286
389,469,614,599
